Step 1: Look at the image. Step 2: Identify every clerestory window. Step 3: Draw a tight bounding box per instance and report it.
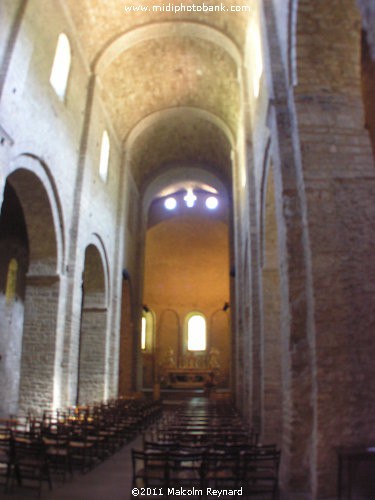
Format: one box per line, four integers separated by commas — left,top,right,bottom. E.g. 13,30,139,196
50,33,71,100
99,130,110,183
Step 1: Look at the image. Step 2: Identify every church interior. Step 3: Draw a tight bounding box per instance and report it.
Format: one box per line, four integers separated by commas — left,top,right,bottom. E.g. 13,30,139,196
1,0,375,498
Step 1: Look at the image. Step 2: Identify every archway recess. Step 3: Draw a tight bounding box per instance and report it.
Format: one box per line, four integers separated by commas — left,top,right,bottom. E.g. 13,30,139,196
2,167,62,414
77,244,108,404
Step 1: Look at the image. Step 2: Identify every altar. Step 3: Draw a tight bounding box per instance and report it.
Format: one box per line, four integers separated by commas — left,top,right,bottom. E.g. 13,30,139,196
166,368,214,389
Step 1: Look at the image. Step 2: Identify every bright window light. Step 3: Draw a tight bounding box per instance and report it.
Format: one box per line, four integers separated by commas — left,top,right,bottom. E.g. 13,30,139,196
141,316,146,350
164,197,177,210
188,314,206,351
50,33,71,100
99,130,110,182
184,188,197,208
248,22,263,98
206,196,218,210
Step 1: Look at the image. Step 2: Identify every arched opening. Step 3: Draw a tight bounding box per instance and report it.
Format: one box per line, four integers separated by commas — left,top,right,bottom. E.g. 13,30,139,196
0,182,29,416
142,186,231,395
77,244,107,405
1,168,60,414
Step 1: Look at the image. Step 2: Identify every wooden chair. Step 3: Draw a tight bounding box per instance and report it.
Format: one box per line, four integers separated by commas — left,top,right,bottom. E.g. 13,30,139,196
68,423,95,473
10,430,52,496
132,449,169,489
143,439,178,453
0,425,12,492
240,447,281,499
204,448,240,492
168,449,205,492
42,424,72,482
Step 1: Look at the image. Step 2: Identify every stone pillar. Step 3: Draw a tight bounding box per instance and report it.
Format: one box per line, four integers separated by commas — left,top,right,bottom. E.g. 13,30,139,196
261,267,282,445
293,0,375,495
248,162,262,433
297,99,375,496
261,166,282,445
19,275,60,414
78,307,107,404
269,104,317,496
118,277,136,395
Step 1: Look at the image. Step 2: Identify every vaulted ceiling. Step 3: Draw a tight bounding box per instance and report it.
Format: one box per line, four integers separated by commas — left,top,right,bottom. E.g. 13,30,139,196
64,0,254,192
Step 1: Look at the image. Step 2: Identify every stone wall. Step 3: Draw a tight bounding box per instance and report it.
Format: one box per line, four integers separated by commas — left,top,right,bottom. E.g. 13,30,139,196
295,0,375,495
18,276,60,413
0,0,126,414
142,212,231,389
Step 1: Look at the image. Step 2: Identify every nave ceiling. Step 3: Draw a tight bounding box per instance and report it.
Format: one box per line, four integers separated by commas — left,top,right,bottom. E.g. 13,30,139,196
63,0,254,191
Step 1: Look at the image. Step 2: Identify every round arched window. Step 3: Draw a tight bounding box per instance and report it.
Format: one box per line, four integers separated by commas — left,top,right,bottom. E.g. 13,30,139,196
187,314,206,351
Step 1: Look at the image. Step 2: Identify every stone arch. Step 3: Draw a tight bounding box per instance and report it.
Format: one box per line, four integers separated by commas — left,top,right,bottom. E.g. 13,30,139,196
82,233,110,308
77,242,108,404
142,164,229,214
1,162,64,414
93,22,243,77
125,106,235,153
125,107,234,207
5,154,65,275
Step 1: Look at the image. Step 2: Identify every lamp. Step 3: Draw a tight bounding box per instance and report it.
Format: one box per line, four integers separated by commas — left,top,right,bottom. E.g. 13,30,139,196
122,269,130,280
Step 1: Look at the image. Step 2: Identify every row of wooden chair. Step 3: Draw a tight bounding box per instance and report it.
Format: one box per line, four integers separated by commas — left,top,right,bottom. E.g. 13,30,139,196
132,400,280,498
132,443,280,498
0,397,162,496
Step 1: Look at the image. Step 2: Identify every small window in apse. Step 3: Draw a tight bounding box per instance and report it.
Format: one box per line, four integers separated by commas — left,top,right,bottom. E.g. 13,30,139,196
187,314,206,351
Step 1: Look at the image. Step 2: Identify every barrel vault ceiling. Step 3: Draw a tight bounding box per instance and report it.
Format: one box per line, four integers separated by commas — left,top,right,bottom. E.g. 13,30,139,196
64,0,254,192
